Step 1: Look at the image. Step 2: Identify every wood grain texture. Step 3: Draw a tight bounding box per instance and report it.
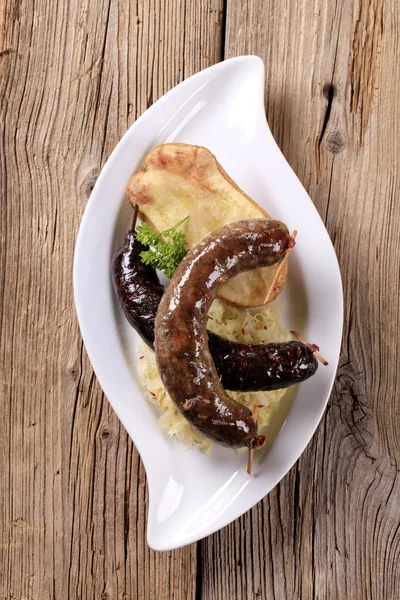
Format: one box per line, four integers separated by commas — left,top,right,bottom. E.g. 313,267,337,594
200,1,400,599
1,0,399,599
0,1,222,598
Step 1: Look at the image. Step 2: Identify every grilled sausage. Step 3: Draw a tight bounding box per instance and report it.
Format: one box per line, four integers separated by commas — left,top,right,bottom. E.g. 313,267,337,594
155,219,292,448
112,207,164,347
209,337,318,392
112,221,318,392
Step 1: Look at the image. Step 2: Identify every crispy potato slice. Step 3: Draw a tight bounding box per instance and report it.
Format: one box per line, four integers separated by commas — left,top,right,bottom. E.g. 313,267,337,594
126,143,287,307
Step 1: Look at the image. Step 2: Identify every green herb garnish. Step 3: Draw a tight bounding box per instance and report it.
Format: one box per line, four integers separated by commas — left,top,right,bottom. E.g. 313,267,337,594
136,216,189,278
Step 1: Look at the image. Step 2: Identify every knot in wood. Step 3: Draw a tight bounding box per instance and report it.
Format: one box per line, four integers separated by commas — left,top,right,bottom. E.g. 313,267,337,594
68,366,79,382
322,83,335,100
324,131,346,154
80,172,99,200
100,428,111,440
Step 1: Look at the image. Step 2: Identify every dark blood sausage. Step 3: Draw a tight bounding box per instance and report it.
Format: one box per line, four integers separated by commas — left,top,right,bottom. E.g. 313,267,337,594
112,225,164,348
155,219,293,449
112,224,318,392
208,337,317,392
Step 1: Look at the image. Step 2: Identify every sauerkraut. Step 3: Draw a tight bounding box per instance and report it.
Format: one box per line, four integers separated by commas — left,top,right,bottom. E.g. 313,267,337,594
137,299,293,454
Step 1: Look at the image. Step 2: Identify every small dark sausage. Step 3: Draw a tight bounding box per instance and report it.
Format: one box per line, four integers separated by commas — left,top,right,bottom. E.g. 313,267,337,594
208,336,317,391
155,219,292,448
112,226,164,348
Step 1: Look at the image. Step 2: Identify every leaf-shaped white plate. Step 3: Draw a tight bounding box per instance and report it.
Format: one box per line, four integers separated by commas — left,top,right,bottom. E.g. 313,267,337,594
74,56,343,551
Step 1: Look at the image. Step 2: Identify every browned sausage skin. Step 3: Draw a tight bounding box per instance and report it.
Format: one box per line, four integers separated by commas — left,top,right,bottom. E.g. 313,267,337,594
155,219,292,448
111,221,318,389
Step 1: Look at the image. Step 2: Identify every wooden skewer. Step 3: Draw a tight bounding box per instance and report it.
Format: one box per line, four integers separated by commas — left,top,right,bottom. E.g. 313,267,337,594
264,230,298,304
130,203,140,231
247,404,258,476
290,330,329,366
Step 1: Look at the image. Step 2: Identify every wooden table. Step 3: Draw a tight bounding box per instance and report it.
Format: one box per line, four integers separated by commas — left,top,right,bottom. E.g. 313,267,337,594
1,1,399,598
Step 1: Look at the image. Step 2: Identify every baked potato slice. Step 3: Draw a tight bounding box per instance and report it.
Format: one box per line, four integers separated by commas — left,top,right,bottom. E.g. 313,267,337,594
126,143,287,307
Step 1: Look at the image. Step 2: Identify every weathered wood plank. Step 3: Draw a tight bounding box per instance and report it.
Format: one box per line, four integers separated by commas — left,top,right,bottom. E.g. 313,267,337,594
200,1,400,599
0,1,223,598
2,0,399,598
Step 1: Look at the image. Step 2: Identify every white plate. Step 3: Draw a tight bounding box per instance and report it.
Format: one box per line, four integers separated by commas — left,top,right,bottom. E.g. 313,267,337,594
74,56,343,551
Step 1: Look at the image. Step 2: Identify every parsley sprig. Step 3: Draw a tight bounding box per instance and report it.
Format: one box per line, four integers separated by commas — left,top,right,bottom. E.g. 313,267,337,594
136,216,189,278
